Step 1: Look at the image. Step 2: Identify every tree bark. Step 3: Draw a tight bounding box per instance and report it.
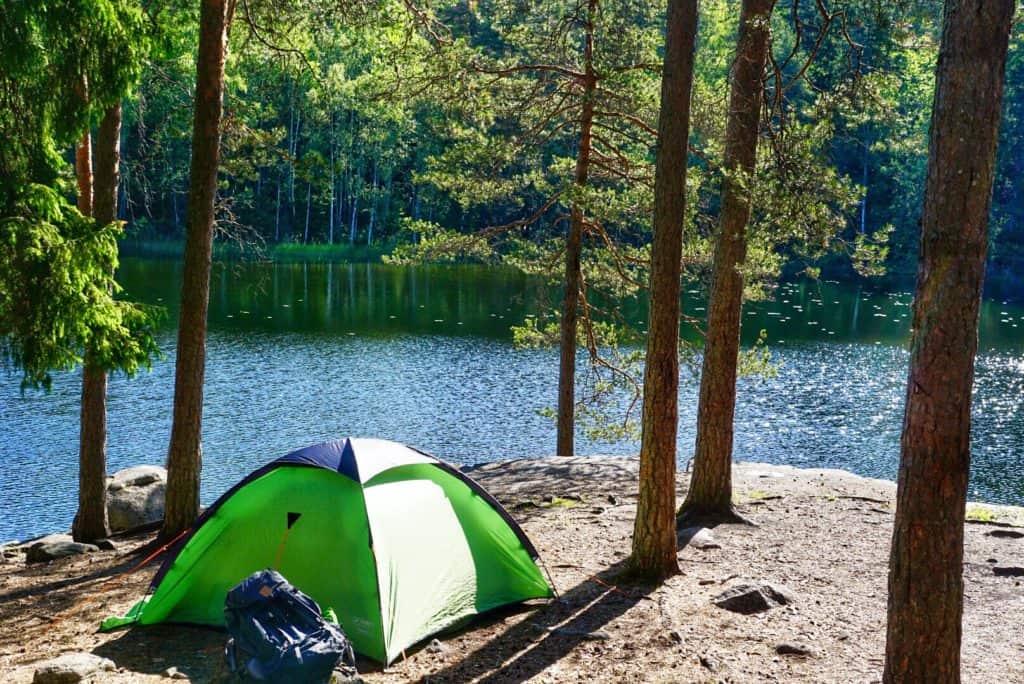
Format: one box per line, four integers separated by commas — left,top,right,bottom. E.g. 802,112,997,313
629,0,698,581
679,0,774,526
73,103,122,543
883,2,1014,681
163,0,233,539
555,0,596,458
75,132,92,217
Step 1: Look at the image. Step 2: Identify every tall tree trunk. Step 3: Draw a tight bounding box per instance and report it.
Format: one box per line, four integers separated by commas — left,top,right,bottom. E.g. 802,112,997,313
329,145,335,245
629,0,699,581
884,1,1014,681
75,132,92,217
163,0,233,540
367,163,378,246
73,104,122,542
349,194,359,244
555,0,597,457
274,180,281,242
303,181,311,244
678,0,774,526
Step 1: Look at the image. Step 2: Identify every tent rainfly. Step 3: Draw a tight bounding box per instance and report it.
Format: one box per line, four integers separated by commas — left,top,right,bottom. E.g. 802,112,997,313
102,438,553,663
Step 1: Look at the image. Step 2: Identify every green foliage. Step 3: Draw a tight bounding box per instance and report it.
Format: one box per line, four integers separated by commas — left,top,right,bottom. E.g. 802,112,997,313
0,186,160,389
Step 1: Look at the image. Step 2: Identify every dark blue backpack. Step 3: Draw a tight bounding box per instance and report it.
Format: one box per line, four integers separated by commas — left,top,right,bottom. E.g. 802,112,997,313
224,569,356,683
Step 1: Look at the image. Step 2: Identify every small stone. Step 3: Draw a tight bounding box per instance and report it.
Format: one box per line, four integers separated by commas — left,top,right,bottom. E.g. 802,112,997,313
986,529,1024,539
776,642,815,657
698,654,716,671
32,653,115,683
681,527,721,550
426,638,446,654
993,566,1024,577
711,582,795,614
164,666,188,679
606,494,619,505
667,629,683,643
26,542,98,564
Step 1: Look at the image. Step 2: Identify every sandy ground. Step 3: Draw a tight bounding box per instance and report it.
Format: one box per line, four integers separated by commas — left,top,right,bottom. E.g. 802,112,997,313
2,457,1023,683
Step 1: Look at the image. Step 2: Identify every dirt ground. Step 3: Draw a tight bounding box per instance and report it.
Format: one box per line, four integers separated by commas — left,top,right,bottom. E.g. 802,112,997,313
2,457,1023,683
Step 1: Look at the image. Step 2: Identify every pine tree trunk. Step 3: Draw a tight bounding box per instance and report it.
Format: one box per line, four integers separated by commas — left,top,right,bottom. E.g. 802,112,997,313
75,132,92,217
163,0,232,540
555,0,597,458
679,0,774,525
73,104,122,542
884,2,1014,681
629,0,698,581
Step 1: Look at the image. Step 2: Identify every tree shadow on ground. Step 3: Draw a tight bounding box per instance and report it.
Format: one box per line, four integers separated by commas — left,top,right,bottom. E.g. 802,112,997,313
418,557,656,683
0,558,135,608
93,624,225,681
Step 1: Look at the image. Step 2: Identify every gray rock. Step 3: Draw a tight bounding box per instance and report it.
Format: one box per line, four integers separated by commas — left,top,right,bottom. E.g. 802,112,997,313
21,534,73,551
32,653,115,683
993,566,1024,577
107,465,166,532
26,542,98,564
163,666,188,679
681,527,721,550
426,638,446,654
776,641,815,657
712,582,795,614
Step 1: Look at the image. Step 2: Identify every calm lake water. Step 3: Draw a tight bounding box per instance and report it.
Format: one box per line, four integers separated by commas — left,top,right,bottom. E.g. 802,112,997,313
3,258,1024,540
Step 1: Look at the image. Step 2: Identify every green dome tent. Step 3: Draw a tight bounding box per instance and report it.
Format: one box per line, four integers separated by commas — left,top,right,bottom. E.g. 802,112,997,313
103,438,553,663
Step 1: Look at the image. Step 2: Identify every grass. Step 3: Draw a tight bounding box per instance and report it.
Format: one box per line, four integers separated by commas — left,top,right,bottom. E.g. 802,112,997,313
966,504,998,523
118,239,393,263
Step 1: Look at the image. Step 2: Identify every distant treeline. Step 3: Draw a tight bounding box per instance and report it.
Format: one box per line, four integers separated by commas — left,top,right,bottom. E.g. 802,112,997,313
114,1,1022,286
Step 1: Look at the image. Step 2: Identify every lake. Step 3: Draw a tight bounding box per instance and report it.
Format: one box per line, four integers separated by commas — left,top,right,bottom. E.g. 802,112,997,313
3,258,1024,541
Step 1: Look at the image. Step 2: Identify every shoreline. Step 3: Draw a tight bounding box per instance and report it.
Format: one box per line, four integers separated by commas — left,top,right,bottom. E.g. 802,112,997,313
5,458,1023,548
3,456,1023,682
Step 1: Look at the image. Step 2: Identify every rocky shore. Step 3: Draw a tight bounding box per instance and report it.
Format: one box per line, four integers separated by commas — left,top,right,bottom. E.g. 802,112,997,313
1,457,1022,682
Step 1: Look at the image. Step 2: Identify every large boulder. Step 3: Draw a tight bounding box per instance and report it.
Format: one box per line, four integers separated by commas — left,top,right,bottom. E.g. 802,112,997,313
106,465,167,533
31,653,115,683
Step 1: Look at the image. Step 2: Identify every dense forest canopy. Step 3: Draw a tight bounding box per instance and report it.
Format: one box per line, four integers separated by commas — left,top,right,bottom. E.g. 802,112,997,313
110,0,1023,288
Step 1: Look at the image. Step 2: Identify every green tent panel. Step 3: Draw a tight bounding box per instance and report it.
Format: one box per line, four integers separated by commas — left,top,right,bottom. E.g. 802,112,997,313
105,438,552,664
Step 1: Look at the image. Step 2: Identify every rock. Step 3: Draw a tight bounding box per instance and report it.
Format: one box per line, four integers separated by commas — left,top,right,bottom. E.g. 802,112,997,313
163,666,188,679
681,527,721,550
94,539,117,551
776,642,815,657
698,654,717,671
106,465,166,532
667,629,683,643
22,534,73,551
330,667,364,684
606,494,619,505
32,653,115,683
426,638,446,654
986,529,1024,539
993,566,1024,577
26,542,98,564
711,582,795,615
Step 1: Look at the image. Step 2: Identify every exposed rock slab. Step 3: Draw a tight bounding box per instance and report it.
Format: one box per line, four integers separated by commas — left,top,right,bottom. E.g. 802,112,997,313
31,652,115,683
26,542,98,564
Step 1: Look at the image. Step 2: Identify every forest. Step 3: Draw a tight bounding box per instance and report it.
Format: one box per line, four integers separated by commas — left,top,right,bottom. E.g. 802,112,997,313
1,0,1021,682
66,1,1024,287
